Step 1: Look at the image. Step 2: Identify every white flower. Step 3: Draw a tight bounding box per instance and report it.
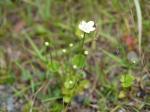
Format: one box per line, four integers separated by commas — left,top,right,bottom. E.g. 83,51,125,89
69,80,73,84
78,20,96,33
84,50,88,55
69,43,73,47
62,49,67,53
44,42,49,46
73,65,77,69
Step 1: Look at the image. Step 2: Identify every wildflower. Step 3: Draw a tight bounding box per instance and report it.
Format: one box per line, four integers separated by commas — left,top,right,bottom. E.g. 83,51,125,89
73,65,77,69
69,43,73,47
44,41,49,46
69,80,73,84
78,20,96,33
84,50,88,55
62,49,67,53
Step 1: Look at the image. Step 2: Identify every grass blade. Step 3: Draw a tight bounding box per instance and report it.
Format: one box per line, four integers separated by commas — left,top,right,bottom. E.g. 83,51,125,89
134,0,142,55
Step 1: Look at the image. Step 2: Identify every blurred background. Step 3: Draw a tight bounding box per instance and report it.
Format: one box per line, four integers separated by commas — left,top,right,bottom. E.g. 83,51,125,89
0,0,150,112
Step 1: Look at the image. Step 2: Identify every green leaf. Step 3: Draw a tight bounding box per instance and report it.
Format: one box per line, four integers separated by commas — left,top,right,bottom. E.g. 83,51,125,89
48,61,60,72
34,24,48,34
79,80,90,89
64,80,75,89
72,54,86,68
63,96,72,103
120,74,135,88
50,102,63,112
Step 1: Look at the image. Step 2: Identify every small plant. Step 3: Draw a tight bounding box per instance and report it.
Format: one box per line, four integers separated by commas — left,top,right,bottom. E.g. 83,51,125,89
43,20,95,103
120,74,135,88
62,73,90,103
61,20,95,103
119,74,135,99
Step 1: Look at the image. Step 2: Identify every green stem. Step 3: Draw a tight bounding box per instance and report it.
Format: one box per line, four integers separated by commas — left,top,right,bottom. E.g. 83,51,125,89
49,51,53,64
81,33,86,50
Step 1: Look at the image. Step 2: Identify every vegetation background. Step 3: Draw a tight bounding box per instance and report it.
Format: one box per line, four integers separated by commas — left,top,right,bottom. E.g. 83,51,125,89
0,0,150,112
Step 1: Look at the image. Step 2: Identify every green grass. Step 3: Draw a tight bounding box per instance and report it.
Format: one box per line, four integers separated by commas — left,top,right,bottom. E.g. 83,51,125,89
0,0,150,112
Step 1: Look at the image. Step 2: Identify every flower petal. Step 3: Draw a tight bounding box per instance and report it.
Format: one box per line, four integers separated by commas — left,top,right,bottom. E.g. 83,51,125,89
78,21,86,31
87,21,94,26
89,27,96,32
78,20,95,33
